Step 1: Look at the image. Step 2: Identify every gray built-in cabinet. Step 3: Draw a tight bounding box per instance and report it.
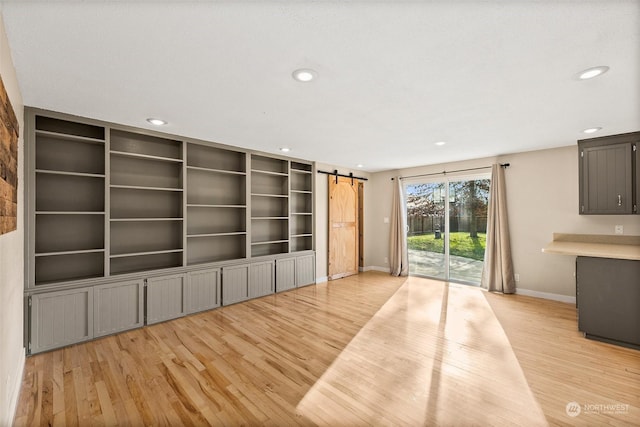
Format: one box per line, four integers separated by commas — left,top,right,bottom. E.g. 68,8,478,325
578,132,639,214
24,108,316,354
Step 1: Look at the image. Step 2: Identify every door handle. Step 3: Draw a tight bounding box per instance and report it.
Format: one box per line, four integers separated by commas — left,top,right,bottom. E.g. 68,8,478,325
618,195,622,206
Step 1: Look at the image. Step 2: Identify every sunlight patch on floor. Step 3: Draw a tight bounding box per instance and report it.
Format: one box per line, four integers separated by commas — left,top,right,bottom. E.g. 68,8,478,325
296,276,547,426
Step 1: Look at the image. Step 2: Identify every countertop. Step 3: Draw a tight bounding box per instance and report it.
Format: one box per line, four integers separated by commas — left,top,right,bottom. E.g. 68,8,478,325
542,233,640,261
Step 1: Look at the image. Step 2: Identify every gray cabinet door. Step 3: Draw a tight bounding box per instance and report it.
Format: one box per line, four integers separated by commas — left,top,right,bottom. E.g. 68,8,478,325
276,258,296,292
186,268,221,314
222,264,249,305
146,274,186,324
296,254,316,287
581,142,633,214
94,280,144,337
576,257,640,347
249,261,275,298
30,287,93,354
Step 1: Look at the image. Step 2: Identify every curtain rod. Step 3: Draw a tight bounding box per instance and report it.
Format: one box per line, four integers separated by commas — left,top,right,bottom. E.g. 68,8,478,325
317,169,369,184
391,163,510,181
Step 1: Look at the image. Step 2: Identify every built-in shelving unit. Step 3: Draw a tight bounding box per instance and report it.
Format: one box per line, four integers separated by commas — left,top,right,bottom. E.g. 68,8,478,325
251,155,289,257
25,108,317,354
290,161,314,252
33,116,106,285
109,130,184,275
186,143,247,264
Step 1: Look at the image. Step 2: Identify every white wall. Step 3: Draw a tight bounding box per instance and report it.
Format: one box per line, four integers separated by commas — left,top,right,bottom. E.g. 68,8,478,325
364,145,640,299
0,10,25,426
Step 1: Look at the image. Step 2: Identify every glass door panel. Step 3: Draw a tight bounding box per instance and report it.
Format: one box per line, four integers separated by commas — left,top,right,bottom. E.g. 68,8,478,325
406,182,446,279
447,179,490,284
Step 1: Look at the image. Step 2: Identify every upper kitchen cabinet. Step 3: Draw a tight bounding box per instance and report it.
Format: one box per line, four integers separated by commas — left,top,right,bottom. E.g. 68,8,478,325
578,132,638,215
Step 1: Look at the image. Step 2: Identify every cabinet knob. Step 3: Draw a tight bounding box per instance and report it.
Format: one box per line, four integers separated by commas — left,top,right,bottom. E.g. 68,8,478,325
618,194,622,206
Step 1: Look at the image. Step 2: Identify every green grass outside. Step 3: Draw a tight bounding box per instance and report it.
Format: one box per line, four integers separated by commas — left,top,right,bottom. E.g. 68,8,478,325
407,232,486,261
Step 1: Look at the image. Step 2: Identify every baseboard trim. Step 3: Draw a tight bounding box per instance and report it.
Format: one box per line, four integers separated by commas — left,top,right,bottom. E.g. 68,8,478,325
6,348,25,426
516,288,576,304
362,266,390,273
315,276,328,284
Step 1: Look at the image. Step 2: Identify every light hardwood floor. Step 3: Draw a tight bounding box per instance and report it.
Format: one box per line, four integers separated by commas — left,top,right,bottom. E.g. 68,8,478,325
14,272,640,426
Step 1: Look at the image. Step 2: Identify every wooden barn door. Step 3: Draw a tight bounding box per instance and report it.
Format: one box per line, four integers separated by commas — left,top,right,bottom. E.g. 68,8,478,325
328,175,359,280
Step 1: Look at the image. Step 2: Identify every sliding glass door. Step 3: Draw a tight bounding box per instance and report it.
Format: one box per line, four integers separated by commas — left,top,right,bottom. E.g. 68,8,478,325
405,175,490,285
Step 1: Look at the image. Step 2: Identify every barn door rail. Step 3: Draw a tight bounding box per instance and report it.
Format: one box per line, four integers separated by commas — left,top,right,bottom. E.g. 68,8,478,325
317,169,369,185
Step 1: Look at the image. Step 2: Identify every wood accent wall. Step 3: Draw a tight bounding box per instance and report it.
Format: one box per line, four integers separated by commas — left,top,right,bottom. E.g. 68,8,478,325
0,74,19,235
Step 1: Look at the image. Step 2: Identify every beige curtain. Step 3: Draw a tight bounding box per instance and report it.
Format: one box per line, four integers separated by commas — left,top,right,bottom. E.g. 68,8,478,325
389,177,408,276
481,164,516,293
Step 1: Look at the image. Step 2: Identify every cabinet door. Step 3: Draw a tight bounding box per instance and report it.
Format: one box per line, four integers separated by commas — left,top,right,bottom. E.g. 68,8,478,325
276,258,296,292
186,268,221,314
296,253,316,287
94,280,144,337
222,264,249,305
577,257,640,347
249,261,275,298
581,143,633,214
30,287,93,354
146,274,186,324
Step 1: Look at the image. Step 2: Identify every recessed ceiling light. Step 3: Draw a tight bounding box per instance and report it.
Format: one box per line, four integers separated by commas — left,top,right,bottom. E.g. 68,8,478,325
434,141,446,146
146,118,167,126
279,147,291,152
356,164,364,168
582,127,602,134
292,69,317,83
578,66,609,80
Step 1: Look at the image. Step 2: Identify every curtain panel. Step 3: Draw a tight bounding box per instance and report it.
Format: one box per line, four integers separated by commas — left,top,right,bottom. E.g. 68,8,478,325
481,164,516,293
389,177,408,277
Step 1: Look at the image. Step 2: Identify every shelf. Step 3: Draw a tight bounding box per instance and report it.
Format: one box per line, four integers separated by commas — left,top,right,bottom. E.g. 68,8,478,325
252,217,288,220
251,193,288,198
110,249,184,259
291,190,312,194
36,211,104,215
36,169,105,179
110,150,184,163
110,129,182,161
110,184,183,192
291,234,313,238
187,204,246,209
187,232,246,238
290,169,312,174
35,248,105,257
36,115,105,141
187,143,245,172
35,129,105,145
110,218,183,222
187,165,245,175
291,212,312,216
251,169,288,177
251,239,289,246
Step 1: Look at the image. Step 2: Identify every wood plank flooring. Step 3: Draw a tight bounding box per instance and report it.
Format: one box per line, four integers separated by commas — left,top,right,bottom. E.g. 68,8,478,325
14,272,640,426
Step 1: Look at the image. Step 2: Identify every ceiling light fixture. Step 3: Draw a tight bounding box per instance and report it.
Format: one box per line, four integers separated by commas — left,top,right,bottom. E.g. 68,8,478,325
292,68,317,83
434,141,446,146
357,164,364,168
578,66,609,80
146,118,167,126
279,147,291,152
582,127,602,134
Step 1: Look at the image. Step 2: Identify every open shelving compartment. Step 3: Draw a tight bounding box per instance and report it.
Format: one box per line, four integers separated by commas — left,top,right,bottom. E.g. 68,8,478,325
33,115,106,285
108,129,185,275
185,142,248,265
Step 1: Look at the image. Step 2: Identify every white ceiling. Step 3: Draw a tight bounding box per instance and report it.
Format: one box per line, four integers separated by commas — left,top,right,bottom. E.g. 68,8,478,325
2,1,639,172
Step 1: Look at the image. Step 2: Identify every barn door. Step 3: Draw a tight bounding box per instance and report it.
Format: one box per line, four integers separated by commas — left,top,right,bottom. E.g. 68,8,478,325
328,175,359,280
